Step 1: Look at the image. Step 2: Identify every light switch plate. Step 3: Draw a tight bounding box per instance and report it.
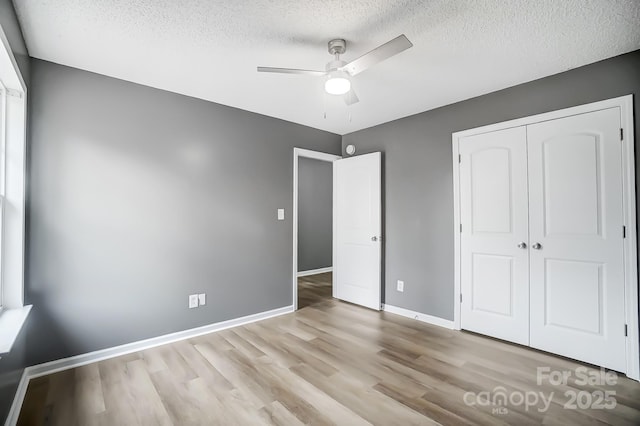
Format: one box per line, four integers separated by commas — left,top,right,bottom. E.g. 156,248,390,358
189,294,199,308
397,280,404,292
198,293,206,306
277,208,285,220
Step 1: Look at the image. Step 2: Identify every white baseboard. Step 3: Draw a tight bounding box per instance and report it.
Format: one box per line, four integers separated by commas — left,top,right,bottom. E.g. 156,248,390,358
4,305,294,426
382,304,455,330
297,267,332,277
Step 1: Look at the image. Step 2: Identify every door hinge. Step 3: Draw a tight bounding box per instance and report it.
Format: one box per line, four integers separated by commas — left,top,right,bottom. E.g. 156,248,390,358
623,225,626,238
460,224,462,233
460,294,463,303
458,154,461,164
620,128,624,141
625,324,628,337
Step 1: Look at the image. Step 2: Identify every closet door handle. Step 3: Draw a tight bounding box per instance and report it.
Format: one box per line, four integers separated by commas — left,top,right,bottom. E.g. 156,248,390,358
532,243,542,250
517,242,527,249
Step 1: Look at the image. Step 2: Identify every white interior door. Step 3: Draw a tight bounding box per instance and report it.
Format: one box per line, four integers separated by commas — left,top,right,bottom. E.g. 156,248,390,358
528,108,626,372
459,127,530,345
333,152,382,310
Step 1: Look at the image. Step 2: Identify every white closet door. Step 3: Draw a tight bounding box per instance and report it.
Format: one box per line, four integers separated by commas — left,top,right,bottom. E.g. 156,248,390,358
460,127,530,345
528,108,626,372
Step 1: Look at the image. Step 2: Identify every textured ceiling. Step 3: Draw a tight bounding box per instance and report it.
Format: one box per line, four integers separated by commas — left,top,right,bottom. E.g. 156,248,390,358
13,0,640,135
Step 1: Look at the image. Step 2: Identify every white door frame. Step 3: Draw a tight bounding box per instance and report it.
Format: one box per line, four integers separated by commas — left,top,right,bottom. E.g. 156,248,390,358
452,95,639,380
292,148,342,311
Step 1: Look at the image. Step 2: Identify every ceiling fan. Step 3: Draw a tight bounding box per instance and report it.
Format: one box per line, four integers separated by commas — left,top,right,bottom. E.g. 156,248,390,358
257,35,413,105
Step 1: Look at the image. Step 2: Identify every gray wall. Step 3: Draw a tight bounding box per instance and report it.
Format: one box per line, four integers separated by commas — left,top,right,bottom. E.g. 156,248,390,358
22,58,340,363
0,0,29,421
297,158,332,272
342,49,640,321
0,0,29,86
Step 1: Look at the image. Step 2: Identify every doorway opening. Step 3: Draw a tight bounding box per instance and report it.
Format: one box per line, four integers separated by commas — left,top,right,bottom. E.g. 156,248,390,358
292,148,341,310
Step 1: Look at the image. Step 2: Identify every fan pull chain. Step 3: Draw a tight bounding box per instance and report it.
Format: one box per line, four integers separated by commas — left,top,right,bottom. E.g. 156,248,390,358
323,90,327,119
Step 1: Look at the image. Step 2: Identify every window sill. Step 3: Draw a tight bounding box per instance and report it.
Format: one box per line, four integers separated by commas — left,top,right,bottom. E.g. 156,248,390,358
0,305,32,354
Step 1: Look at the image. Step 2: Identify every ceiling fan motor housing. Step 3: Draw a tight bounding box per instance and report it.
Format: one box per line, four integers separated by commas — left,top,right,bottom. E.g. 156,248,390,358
326,59,347,72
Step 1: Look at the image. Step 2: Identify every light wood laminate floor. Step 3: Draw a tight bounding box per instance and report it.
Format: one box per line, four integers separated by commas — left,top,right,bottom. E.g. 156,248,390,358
18,273,640,425
297,272,332,309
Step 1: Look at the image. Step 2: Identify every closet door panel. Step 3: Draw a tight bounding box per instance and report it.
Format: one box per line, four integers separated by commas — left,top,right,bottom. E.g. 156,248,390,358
459,126,529,345
528,107,626,372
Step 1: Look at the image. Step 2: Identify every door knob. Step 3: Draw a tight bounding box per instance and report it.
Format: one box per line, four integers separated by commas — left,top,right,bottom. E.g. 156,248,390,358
371,236,382,242
532,243,542,250
517,242,527,249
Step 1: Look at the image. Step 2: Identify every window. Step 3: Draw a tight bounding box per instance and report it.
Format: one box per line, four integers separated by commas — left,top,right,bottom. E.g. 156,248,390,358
0,78,6,310
0,29,30,353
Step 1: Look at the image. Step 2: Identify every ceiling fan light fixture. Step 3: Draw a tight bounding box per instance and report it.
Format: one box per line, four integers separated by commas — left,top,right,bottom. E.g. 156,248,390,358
325,70,351,95
258,35,413,105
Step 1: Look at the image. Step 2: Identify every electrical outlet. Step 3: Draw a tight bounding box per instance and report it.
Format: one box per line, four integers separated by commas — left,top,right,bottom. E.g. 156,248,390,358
189,294,199,309
198,293,206,306
397,280,404,292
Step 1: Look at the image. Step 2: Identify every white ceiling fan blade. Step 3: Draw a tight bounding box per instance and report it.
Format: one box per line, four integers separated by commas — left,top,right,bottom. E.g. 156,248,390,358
343,89,359,106
257,67,326,76
342,35,413,76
